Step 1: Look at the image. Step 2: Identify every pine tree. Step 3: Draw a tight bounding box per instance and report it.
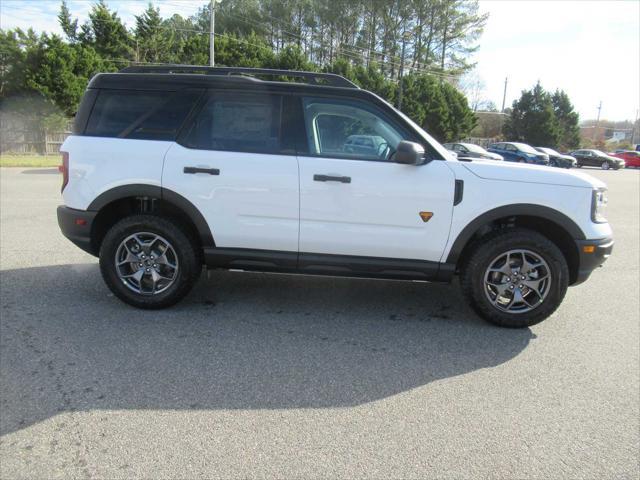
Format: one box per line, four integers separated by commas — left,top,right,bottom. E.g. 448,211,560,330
552,89,580,150
504,82,560,147
134,3,172,63
57,0,78,42
87,0,131,61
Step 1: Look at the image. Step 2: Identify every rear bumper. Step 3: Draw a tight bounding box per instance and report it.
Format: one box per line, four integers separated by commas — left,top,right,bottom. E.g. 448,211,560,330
573,237,614,285
57,206,98,256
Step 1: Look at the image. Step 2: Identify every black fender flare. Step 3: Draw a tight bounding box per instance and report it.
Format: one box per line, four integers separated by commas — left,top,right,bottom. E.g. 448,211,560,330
88,184,215,247
446,204,585,264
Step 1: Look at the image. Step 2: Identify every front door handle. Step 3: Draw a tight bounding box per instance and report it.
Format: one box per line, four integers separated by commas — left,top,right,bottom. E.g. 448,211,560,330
184,166,220,175
313,174,351,184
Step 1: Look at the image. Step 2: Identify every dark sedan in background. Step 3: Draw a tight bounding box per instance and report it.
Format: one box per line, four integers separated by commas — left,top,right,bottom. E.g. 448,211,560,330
443,142,504,161
570,149,625,170
534,147,577,168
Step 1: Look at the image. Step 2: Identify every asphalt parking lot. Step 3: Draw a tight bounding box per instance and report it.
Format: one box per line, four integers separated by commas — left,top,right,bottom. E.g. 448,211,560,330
0,166,638,479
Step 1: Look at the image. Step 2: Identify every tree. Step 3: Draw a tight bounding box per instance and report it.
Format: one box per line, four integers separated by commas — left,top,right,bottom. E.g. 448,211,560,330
134,3,173,63
214,32,275,67
504,82,560,147
551,89,580,149
84,0,132,61
25,34,106,116
58,0,78,42
440,80,477,141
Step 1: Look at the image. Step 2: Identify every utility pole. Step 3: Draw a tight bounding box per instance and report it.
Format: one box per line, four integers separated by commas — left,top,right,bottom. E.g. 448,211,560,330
501,77,508,112
631,109,639,146
209,0,220,66
593,101,602,141
397,31,411,111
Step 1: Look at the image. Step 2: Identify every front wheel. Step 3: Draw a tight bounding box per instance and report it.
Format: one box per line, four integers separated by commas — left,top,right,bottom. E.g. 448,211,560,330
99,215,202,309
460,228,569,328
601,161,610,170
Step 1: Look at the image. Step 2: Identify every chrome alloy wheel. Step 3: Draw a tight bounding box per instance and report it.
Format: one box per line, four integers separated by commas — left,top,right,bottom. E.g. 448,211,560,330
483,249,551,314
115,232,179,295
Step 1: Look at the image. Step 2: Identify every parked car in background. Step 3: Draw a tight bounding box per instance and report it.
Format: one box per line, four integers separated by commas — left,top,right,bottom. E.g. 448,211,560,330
534,147,576,168
611,150,640,168
570,149,625,170
344,135,388,157
487,142,549,165
443,142,503,161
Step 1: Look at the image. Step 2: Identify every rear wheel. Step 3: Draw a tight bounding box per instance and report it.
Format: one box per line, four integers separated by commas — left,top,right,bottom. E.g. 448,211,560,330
460,228,569,328
99,215,202,309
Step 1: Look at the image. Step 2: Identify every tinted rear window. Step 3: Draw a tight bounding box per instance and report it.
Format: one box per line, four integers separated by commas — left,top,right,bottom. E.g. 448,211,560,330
183,92,283,154
85,89,200,140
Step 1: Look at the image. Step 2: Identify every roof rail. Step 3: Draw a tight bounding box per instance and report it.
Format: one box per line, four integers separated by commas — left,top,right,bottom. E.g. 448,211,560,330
118,64,359,89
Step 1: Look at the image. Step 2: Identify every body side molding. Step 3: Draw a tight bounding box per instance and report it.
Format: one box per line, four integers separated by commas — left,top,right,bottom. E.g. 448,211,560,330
204,248,455,282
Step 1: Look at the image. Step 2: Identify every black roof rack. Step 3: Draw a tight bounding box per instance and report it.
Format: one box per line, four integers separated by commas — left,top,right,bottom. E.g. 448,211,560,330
118,64,359,89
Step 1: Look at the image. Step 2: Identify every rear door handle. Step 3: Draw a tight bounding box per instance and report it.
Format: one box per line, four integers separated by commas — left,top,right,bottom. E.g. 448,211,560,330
313,174,351,184
184,166,220,175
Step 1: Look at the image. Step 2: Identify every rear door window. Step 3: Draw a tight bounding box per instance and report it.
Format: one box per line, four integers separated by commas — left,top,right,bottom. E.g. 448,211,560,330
183,92,283,154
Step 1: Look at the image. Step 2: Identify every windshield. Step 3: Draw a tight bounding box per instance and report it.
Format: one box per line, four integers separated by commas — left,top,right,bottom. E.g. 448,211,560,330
539,147,558,155
513,143,539,154
593,150,608,156
461,143,486,153
390,101,452,159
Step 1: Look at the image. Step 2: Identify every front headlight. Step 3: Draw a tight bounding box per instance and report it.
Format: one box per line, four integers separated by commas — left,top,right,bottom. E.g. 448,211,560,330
591,188,608,223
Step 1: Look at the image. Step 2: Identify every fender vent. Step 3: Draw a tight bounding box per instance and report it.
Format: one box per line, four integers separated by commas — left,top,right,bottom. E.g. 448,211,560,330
454,180,464,206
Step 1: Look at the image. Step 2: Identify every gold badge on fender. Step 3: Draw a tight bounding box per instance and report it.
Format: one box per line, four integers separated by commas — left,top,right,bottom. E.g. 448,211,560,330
419,212,433,222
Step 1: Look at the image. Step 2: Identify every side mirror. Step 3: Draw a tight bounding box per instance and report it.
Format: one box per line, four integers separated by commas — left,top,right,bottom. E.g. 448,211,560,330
395,140,425,165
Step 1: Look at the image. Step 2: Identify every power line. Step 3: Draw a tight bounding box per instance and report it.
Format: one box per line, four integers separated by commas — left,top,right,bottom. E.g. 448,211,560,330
219,10,457,79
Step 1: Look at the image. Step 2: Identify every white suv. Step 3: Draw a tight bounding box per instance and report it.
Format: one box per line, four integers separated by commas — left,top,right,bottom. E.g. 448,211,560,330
57,65,613,328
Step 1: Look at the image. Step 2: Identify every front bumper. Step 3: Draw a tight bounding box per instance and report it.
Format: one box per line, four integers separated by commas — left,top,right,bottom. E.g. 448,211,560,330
573,237,614,285
57,206,98,256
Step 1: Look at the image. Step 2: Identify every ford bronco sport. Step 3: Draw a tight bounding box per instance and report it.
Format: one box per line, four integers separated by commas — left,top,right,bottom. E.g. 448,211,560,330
57,65,613,328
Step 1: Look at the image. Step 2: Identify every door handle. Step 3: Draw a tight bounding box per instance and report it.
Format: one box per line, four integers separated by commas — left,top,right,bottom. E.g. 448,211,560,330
184,166,220,175
313,174,351,184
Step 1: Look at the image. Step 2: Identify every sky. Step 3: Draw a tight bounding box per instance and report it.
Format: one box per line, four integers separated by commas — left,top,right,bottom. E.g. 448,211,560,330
1,0,639,122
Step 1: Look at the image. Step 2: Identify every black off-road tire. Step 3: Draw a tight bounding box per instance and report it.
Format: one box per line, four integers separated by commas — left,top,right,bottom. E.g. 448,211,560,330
99,215,202,309
460,228,569,328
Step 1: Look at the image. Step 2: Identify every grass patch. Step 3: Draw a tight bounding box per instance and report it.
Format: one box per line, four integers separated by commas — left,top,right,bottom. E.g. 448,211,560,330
0,155,60,167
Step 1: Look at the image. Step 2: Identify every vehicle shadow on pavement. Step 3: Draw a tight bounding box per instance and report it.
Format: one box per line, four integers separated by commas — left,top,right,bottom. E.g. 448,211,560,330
0,263,534,435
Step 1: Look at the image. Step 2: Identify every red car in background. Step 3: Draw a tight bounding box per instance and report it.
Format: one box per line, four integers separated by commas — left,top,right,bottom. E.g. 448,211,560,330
611,150,640,168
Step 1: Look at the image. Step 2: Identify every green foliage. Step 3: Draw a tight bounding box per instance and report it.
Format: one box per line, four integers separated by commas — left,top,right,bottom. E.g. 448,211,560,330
551,89,580,149
399,75,475,142
85,0,132,62
135,3,173,63
1,0,484,142
266,45,315,71
25,35,106,116
58,0,78,42
214,33,275,67
503,82,560,147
